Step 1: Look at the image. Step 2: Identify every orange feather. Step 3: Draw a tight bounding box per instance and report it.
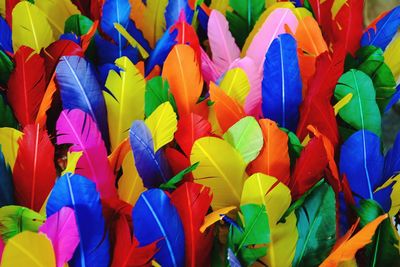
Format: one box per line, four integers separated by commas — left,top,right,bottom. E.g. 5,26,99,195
35,74,57,129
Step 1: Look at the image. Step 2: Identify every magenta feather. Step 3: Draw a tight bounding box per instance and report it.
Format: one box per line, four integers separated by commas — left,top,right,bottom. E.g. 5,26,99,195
200,48,222,84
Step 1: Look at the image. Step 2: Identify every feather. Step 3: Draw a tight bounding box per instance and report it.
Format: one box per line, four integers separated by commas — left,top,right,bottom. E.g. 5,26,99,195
191,136,246,209
132,189,185,267
4,0,18,26
244,8,298,70
0,51,13,87
384,35,400,84
144,76,176,117
35,0,80,38
262,33,302,132
11,1,54,53
162,44,203,116
0,205,45,242
223,116,263,164
383,131,400,181
114,22,150,59
320,215,387,266
171,14,200,62
13,124,56,212
208,10,240,73
219,67,250,106
142,0,169,47
56,109,117,199
170,183,213,266
118,152,145,206
227,248,242,267
0,128,23,170
101,0,131,47
104,56,146,151
175,113,211,157
7,46,46,128
209,82,246,133
241,173,298,267
0,94,17,129
361,6,400,51
46,173,110,267
306,0,334,44
247,119,290,185
108,138,130,175
200,206,236,232
56,56,110,146
0,238,4,258
0,145,14,207
1,232,55,266
35,74,57,129
129,120,170,188
165,0,193,28
0,16,12,53
165,147,193,183
39,207,79,267
145,102,177,152
62,151,83,176
200,47,221,84
129,0,146,30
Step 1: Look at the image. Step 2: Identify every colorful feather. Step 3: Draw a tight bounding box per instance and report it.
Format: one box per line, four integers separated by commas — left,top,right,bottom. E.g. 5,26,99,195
118,152,145,206
165,0,193,28
0,16,12,53
101,0,131,47
0,127,22,169
219,67,250,106
384,35,400,84
142,0,169,47
0,146,14,207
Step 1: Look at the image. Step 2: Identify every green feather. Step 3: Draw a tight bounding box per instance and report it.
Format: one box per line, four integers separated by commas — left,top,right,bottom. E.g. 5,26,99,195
228,204,270,266
0,205,45,242
292,181,336,267
0,94,18,129
356,200,400,267
144,76,177,118
64,14,93,36
0,51,13,86
334,69,381,137
281,127,303,169
226,0,265,48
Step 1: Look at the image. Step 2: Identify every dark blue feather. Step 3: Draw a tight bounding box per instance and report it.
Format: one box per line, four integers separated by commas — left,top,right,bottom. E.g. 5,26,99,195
385,84,400,112
145,27,177,76
383,131,400,180
56,56,110,148
196,4,209,32
100,0,131,46
94,34,139,65
129,120,171,188
361,6,400,50
0,145,15,207
339,130,392,211
262,33,302,132
59,33,81,45
96,63,121,89
46,174,110,267
165,0,193,28
0,16,12,53
132,189,185,267
126,20,152,54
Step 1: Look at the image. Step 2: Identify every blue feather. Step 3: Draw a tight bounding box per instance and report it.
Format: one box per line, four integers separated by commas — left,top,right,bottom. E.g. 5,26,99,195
59,33,81,45
165,0,193,28
46,174,110,267
132,189,185,267
339,130,392,211
0,16,12,53
96,63,121,89
227,248,242,267
126,20,152,54
383,131,400,180
262,34,302,132
0,145,15,207
56,56,110,148
100,0,131,46
196,4,209,32
94,34,139,65
385,84,400,112
145,27,177,76
129,120,171,188
361,6,400,50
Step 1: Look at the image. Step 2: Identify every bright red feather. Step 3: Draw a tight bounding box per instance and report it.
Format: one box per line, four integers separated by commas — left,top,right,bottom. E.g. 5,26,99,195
307,0,335,45
165,148,193,183
171,15,201,64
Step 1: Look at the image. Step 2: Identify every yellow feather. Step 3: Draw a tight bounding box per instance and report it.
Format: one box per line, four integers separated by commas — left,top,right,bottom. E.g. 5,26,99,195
219,68,250,106
118,152,145,206
375,174,400,216
208,105,223,136
191,137,246,210
114,23,150,59
200,206,237,233
142,0,168,47
104,56,146,151
0,127,23,169
210,0,230,15
1,232,56,267
62,151,83,176
384,34,400,84
0,0,4,17
241,173,298,267
12,1,55,53
144,102,177,152
35,0,80,38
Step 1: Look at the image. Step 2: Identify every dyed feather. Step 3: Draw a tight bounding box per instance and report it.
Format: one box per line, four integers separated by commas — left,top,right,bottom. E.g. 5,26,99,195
0,16,12,53
11,1,54,53
262,33,302,132
142,0,169,47
1,232,55,267
114,22,150,59
104,56,146,151
383,132,400,180
144,76,176,117
219,67,250,106
361,6,400,51
13,124,56,212
56,56,110,146
200,47,221,83
39,207,79,267
0,146,14,207
35,74,57,129
0,51,13,86
165,0,193,28
208,10,240,73
162,44,203,115
56,109,117,199
118,152,145,206
46,173,110,267
0,128,22,170
191,136,246,209
7,46,46,128
171,12,200,61
132,189,185,267
384,36,400,84
170,183,213,267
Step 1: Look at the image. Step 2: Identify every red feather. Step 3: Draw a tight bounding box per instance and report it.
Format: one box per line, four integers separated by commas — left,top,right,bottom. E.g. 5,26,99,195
165,148,193,183
307,0,335,44
290,135,328,200
13,124,57,211
175,113,211,157
7,46,46,127
170,182,213,267
5,0,19,26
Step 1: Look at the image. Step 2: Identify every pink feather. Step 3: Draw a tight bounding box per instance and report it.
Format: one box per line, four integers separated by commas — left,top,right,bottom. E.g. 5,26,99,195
56,109,117,199
245,8,299,71
229,56,262,117
0,238,4,258
207,10,240,74
39,207,80,267
200,48,222,84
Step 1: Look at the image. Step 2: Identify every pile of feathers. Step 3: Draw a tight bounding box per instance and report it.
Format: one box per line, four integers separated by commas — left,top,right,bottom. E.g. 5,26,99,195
0,0,400,266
